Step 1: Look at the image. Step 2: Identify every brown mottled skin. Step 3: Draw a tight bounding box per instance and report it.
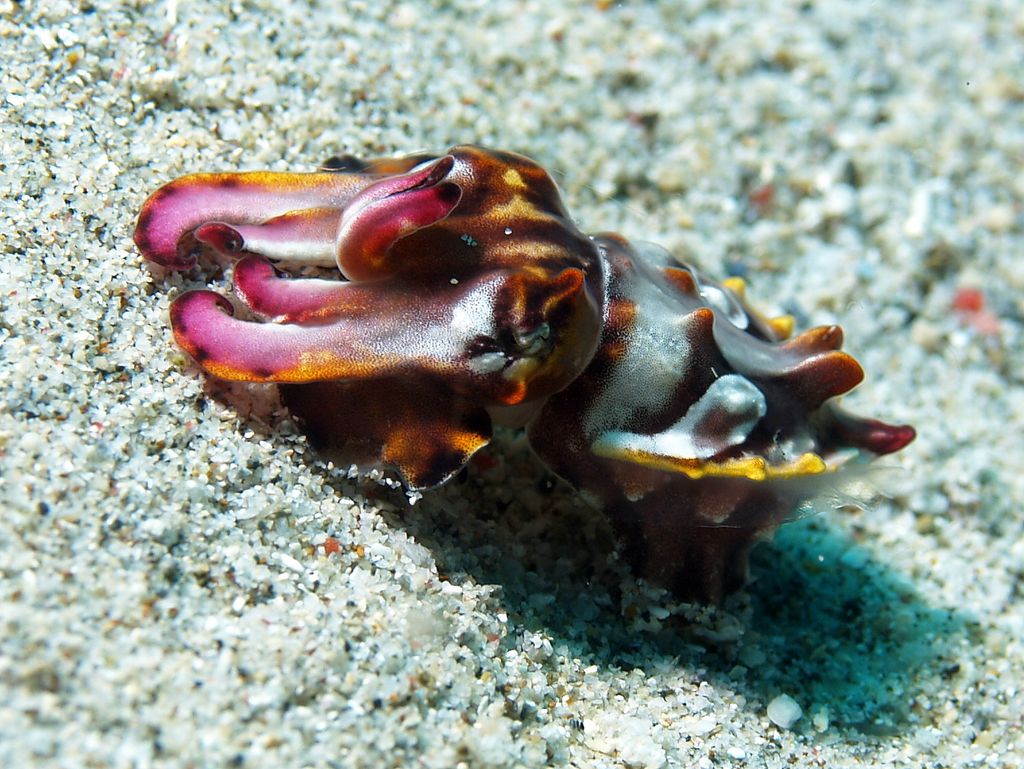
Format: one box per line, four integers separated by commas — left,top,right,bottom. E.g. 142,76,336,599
135,145,914,602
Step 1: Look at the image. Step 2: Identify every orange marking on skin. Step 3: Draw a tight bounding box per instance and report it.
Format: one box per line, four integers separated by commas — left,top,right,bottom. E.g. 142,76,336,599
782,325,844,354
193,348,398,384
541,268,586,307
501,168,528,191
263,207,342,225
170,171,357,197
596,445,830,481
382,420,490,486
663,267,699,296
286,349,391,382
496,376,530,406
484,196,549,225
256,171,356,192
196,358,273,383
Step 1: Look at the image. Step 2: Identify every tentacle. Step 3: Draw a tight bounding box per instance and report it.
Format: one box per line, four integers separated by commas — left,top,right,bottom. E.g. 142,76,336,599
170,291,329,382
281,378,492,490
169,284,469,384
593,374,768,464
231,256,352,323
320,152,438,175
712,319,865,410
172,262,598,407
195,207,341,266
134,170,375,269
827,410,917,455
769,350,865,410
334,155,462,281
781,324,844,353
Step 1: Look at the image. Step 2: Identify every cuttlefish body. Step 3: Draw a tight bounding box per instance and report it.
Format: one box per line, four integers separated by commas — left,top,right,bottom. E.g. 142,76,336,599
135,145,913,601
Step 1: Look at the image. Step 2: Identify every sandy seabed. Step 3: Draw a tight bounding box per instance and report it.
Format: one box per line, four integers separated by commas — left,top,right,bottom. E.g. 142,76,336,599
2,1,1023,767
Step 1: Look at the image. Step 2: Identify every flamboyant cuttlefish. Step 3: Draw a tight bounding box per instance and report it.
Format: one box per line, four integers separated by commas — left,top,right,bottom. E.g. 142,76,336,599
134,145,914,602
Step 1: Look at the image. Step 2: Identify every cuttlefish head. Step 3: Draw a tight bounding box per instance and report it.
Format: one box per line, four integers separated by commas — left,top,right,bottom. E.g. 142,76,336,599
134,146,606,487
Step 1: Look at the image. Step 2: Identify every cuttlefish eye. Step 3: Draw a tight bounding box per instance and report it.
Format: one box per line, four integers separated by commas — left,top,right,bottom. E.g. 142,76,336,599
465,322,553,374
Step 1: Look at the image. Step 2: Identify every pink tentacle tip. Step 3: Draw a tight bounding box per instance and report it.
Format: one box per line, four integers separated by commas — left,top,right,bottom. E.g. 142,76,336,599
133,214,198,270
232,254,277,288
335,156,463,281
195,223,245,253
169,290,235,336
866,422,917,455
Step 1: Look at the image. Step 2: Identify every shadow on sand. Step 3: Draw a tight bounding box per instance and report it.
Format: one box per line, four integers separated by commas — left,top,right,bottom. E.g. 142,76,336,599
374,435,971,739
207,379,968,739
